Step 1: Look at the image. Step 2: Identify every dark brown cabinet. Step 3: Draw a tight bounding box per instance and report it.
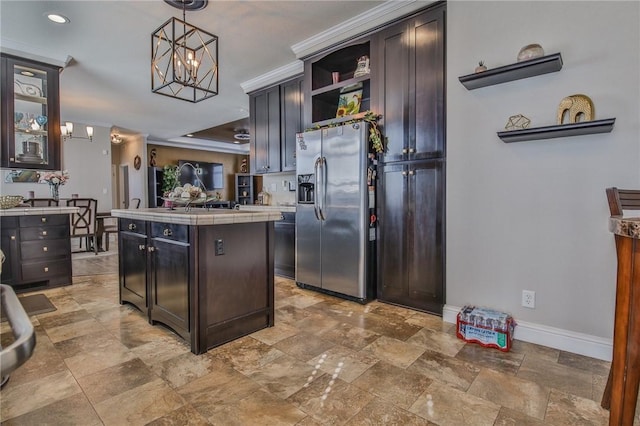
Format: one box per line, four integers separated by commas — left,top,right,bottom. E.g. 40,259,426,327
0,213,72,293
280,77,303,172
376,3,446,314
118,218,148,315
376,5,445,163
1,54,62,170
149,223,191,340
378,160,444,314
249,76,303,174
274,212,295,279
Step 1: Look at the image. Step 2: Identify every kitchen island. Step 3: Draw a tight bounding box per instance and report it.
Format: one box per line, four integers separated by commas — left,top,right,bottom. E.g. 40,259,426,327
111,207,282,354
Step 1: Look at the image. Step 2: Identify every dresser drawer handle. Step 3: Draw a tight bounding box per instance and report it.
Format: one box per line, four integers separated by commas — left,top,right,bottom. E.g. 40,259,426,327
163,228,172,237
44,267,49,272
43,246,48,252
128,223,137,231
148,246,155,252
10,235,15,240
41,217,47,223
42,231,47,236
138,244,146,251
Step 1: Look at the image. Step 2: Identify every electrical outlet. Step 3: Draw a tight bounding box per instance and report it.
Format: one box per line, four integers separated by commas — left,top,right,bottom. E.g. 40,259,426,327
522,290,535,309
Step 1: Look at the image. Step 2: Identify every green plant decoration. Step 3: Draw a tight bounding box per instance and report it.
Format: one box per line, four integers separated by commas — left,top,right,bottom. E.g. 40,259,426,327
161,165,179,196
305,110,385,154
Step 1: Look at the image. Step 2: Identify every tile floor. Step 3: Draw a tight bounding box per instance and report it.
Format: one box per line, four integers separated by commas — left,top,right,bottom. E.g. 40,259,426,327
0,249,618,425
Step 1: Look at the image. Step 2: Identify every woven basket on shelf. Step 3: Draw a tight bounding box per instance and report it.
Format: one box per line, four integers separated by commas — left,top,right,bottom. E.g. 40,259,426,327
0,195,24,209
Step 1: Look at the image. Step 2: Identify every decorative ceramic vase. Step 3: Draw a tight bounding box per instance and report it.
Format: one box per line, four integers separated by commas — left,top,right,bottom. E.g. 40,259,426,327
49,183,60,201
517,44,544,62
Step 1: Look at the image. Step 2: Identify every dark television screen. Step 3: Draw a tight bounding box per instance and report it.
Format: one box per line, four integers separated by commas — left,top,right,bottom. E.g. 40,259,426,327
178,160,224,190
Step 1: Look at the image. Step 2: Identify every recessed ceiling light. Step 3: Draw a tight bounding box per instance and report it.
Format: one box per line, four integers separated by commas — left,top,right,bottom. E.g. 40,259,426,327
46,13,70,24
20,71,35,77
186,134,194,137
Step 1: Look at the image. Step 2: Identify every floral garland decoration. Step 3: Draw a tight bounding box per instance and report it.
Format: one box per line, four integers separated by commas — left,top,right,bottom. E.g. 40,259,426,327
305,110,385,154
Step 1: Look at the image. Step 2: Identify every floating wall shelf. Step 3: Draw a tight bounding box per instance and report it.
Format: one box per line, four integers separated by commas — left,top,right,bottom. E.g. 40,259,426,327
497,118,616,143
459,53,563,90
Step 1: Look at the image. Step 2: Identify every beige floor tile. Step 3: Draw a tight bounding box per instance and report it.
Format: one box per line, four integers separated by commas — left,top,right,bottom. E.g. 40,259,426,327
209,335,285,375
307,344,379,383
361,335,425,368
44,318,106,343
287,374,375,425
62,337,138,378
348,398,432,425
5,330,68,385
145,404,210,426
493,406,547,425
410,380,500,425
77,358,159,404
131,336,192,366
511,339,560,363
407,349,481,391
150,351,221,389
0,370,82,421
0,393,102,426
517,354,595,400
251,320,300,345
248,353,321,399
557,350,611,376
352,361,432,409
273,331,336,361
405,310,454,332
93,378,185,426
544,388,609,425
406,328,466,357
455,343,524,375
467,368,549,420
319,321,381,351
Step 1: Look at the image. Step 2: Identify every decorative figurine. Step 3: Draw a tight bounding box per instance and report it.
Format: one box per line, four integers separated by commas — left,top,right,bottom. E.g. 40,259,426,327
505,114,531,131
240,158,248,173
353,55,370,78
517,43,545,62
557,94,594,124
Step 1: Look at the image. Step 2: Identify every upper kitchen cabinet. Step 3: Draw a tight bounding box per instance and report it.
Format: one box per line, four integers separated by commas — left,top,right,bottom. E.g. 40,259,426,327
280,77,303,172
304,39,372,127
1,54,62,170
376,4,445,163
249,75,303,174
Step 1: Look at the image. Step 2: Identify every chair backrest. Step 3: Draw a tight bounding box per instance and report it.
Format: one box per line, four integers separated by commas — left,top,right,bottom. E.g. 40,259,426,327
25,198,59,207
129,198,141,209
66,198,98,236
606,187,640,216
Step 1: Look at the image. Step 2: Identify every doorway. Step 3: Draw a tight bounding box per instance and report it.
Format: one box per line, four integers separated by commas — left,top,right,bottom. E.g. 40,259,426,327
119,165,129,209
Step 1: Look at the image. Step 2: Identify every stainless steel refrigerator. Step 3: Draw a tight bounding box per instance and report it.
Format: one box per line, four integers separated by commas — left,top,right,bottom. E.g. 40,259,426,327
295,120,375,303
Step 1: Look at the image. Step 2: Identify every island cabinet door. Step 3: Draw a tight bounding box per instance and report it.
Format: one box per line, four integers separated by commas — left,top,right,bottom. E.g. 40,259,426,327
149,237,190,340
119,231,148,315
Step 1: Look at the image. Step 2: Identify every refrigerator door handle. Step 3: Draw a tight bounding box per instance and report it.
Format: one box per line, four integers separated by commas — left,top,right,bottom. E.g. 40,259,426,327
313,157,322,220
319,157,327,220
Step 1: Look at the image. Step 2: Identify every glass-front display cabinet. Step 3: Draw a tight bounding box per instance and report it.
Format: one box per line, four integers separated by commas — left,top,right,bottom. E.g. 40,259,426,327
1,54,61,170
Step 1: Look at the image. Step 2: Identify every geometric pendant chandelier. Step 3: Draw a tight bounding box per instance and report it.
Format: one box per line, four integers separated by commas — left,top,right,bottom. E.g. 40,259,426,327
151,0,218,103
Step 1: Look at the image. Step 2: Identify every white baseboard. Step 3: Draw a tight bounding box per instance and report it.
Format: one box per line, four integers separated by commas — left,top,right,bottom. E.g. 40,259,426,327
443,305,612,362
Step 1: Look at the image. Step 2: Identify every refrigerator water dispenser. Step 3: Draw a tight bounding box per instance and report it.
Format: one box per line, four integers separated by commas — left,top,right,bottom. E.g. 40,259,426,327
298,174,314,204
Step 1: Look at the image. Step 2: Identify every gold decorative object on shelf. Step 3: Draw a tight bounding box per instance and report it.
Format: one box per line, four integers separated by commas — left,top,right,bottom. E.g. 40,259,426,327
517,43,545,62
0,195,24,209
505,114,531,131
557,94,594,124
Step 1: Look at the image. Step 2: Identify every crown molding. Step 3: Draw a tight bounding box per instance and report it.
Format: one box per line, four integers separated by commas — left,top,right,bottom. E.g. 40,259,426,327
1,37,73,68
149,137,250,155
240,60,304,94
291,0,432,59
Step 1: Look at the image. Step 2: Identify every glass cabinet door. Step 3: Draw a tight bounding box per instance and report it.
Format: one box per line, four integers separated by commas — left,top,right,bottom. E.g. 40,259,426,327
1,54,61,170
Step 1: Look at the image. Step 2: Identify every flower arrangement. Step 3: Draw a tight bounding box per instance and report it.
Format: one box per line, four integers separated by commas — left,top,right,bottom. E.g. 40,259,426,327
41,170,70,185
41,170,69,200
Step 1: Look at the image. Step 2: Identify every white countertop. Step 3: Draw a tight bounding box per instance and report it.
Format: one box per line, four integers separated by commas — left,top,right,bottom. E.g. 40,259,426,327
236,204,296,213
0,206,80,216
112,208,283,226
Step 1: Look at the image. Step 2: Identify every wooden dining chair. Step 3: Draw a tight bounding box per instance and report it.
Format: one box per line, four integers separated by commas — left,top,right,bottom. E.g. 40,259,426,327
66,198,99,255
24,198,59,207
602,187,640,410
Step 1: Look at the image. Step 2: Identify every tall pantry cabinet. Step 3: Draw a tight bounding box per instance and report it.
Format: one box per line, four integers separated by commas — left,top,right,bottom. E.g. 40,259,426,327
376,3,446,314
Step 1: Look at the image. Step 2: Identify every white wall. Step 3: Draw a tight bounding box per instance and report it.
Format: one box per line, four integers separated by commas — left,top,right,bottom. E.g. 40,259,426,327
446,1,640,349
0,123,113,211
